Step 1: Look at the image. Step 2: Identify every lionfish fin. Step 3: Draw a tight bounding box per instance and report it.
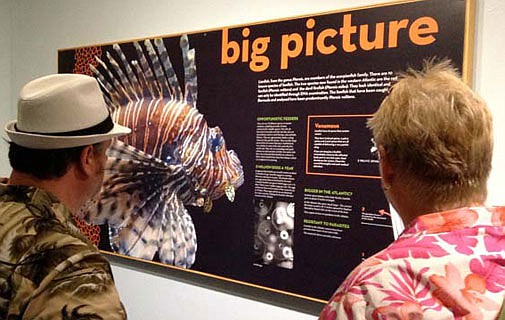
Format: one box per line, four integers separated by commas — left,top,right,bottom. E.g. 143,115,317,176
153,38,181,99
133,41,160,97
92,57,124,108
130,59,151,97
203,197,213,213
108,200,162,261
83,140,196,225
180,35,198,105
112,43,142,100
144,39,171,97
225,184,236,202
105,50,136,102
158,195,197,267
92,37,197,108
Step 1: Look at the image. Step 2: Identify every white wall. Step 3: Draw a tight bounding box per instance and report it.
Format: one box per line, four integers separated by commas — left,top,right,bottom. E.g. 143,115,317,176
110,263,318,319
4,0,505,319
0,0,12,176
474,0,505,206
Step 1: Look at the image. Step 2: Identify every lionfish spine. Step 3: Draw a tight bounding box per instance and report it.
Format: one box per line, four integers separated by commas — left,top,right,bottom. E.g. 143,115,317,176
105,50,135,102
103,52,132,103
112,43,141,101
133,41,160,97
131,60,151,101
96,61,137,143
144,39,171,98
154,38,181,100
180,35,197,104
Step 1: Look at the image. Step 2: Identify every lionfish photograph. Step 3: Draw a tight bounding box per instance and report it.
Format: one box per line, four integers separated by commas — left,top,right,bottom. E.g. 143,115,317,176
78,35,244,268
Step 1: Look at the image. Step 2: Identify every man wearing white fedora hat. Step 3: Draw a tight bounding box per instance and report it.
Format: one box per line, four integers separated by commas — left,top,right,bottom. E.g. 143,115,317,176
0,74,130,319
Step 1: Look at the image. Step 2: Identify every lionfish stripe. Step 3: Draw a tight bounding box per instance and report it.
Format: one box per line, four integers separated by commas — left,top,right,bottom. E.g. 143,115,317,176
142,99,158,152
144,39,171,97
149,98,169,158
157,101,183,152
154,38,181,100
126,99,144,147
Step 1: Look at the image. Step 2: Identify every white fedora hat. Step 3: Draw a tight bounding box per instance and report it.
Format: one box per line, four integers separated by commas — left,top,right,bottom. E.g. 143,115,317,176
5,73,131,149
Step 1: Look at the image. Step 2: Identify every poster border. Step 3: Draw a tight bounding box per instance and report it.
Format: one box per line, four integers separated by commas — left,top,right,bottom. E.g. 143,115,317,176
59,0,476,313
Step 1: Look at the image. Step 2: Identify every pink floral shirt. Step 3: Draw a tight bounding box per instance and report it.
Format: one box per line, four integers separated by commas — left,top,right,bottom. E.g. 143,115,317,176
319,206,505,320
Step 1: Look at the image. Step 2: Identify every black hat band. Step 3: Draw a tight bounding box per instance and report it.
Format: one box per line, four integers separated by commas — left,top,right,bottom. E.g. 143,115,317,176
15,114,114,137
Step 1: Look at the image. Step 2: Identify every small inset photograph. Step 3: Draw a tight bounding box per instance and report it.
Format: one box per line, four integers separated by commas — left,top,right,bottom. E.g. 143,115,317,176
253,199,294,269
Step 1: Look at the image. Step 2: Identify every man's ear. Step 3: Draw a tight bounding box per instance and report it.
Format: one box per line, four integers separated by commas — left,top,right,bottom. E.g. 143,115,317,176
78,145,96,178
378,145,395,188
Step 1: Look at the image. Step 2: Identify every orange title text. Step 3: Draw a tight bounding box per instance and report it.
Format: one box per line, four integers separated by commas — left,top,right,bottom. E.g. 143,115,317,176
221,13,439,72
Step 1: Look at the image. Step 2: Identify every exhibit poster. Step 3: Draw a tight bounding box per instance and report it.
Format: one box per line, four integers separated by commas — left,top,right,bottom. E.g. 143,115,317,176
59,0,474,304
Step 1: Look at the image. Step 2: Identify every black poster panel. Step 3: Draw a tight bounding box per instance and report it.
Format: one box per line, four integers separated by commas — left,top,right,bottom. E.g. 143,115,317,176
59,0,473,308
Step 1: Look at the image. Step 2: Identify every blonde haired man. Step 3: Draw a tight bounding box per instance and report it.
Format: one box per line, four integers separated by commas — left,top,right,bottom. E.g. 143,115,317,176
320,60,505,319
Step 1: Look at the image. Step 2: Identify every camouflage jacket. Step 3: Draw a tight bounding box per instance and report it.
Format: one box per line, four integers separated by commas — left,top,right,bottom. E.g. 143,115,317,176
0,184,127,319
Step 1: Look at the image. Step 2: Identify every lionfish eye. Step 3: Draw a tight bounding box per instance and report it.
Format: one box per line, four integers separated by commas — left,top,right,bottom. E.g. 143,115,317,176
210,133,224,152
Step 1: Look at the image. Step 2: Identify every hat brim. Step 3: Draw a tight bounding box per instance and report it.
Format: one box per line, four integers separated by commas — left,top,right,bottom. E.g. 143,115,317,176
5,120,131,149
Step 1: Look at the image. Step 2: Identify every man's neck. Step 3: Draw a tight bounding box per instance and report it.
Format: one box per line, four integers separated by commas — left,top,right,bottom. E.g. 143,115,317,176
8,170,82,213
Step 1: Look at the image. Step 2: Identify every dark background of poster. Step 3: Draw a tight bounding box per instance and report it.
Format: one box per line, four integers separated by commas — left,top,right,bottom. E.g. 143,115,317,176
58,0,470,304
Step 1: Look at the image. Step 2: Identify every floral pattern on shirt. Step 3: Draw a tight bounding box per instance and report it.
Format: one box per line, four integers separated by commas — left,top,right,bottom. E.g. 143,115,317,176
319,207,505,320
